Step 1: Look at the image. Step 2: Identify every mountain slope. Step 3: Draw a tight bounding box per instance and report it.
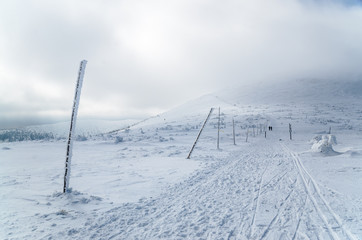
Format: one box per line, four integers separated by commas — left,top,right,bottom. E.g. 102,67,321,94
217,78,362,104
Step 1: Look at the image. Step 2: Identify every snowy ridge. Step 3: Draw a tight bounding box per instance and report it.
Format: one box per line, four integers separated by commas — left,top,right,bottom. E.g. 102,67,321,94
217,78,362,104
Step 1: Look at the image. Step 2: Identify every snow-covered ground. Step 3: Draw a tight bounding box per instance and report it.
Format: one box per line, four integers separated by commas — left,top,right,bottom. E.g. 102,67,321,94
1,79,362,239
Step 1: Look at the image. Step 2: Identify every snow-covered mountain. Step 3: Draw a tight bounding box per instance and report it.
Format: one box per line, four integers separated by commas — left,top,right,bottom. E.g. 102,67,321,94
1,78,362,239
217,78,362,104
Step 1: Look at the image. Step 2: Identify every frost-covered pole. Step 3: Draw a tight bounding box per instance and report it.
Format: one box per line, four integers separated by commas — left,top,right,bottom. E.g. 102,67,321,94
187,108,214,159
245,127,249,142
217,107,220,149
232,118,236,145
260,124,262,134
63,60,87,193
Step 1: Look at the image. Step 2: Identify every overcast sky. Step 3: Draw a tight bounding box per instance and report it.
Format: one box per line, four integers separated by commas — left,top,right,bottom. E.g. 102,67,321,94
1,0,362,129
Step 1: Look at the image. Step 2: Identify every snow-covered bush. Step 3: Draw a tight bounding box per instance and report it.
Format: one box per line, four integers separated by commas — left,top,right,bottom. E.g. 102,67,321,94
76,135,88,141
114,136,123,144
159,136,168,142
160,125,173,131
310,134,337,154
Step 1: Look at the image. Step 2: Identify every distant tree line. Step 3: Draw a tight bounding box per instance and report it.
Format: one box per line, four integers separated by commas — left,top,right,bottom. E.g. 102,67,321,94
0,129,55,142
0,129,92,142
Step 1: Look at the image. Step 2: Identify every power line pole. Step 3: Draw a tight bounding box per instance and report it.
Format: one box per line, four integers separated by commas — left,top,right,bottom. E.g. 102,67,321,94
63,60,87,193
245,127,249,142
233,118,236,145
217,107,220,149
187,108,214,159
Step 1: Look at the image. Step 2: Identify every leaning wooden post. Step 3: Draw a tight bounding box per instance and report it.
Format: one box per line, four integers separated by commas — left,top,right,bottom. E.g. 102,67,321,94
232,118,236,145
187,108,214,159
289,123,292,140
63,60,87,193
217,107,220,149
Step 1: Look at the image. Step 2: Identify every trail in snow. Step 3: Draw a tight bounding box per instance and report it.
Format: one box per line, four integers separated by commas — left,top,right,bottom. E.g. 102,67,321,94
249,166,267,239
50,137,357,240
282,144,358,240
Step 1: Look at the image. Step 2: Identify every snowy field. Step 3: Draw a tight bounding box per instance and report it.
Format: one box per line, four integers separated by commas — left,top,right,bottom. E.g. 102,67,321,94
1,80,362,239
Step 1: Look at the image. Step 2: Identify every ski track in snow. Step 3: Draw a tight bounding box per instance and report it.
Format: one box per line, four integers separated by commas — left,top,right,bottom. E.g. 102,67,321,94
282,144,358,240
49,139,358,240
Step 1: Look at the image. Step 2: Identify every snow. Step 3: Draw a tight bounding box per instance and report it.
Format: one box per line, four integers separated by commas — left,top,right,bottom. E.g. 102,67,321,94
310,134,339,155
1,79,362,239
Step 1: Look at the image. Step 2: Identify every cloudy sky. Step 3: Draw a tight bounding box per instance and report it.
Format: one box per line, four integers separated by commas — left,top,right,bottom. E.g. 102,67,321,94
1,0,362,129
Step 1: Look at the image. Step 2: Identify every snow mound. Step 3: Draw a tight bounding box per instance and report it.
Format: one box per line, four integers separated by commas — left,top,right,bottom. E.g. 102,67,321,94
311,135,339,155
51,189,103,205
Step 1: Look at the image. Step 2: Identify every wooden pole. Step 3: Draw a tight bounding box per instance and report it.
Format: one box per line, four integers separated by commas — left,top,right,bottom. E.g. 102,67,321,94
217,107,220,149
63,60,87,193
187,108,214,159
246,127,249,142
233,118,236,145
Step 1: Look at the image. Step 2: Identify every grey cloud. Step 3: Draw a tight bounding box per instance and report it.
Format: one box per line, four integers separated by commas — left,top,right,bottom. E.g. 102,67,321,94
1,0,362,128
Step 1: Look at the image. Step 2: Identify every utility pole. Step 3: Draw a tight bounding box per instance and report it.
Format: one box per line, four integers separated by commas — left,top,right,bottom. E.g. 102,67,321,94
217,107,220,149
289,123,292,140
245,127,249,142
187,108,214,159
233,118,236,145
260,124,262,134
63,60,87,193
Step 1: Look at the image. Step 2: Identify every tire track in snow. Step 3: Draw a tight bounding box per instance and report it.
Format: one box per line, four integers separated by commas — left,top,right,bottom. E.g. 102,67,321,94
281,143,358,240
